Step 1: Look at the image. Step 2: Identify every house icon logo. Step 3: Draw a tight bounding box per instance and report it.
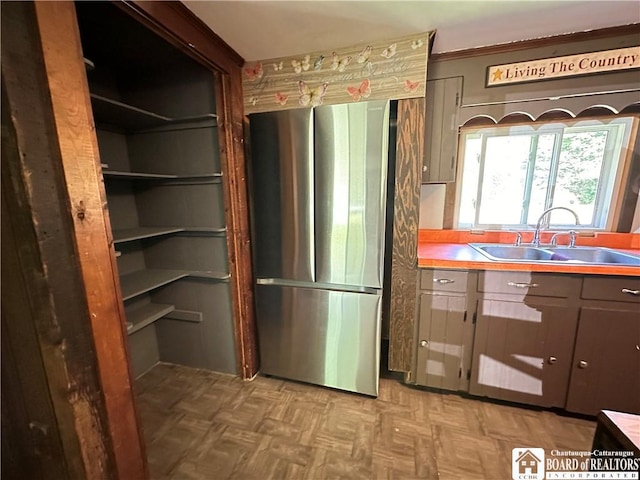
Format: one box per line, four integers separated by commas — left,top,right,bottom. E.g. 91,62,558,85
512,448,545,480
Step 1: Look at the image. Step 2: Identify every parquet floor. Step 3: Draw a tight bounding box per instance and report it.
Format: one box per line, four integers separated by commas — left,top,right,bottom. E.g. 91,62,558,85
135,363,595,479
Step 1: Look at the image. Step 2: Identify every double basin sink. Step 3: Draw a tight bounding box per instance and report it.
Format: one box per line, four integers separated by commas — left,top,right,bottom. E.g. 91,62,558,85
470,244,640,266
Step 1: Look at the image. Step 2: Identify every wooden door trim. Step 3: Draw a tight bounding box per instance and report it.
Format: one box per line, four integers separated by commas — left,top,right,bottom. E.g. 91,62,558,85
33,2,148,478
215,70,259,378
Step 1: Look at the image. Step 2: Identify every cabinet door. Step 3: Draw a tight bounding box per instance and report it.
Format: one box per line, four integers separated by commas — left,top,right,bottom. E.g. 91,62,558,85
470,299,578,407
415,293,473,391
566,306,640,416
423,76,462,183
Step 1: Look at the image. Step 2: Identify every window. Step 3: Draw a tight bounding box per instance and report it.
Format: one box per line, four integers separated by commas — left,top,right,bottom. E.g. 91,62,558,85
455,116,636,230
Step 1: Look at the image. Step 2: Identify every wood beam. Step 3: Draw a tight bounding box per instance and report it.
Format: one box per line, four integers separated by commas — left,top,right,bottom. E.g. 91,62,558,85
32,2,148,478
388,98,425,373
1,2,121,478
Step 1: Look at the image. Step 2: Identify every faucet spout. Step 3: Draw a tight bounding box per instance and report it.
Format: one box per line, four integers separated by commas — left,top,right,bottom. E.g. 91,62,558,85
532,206,580,247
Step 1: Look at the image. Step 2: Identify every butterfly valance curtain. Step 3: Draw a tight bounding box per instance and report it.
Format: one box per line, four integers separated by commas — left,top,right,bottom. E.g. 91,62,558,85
242,32,435,114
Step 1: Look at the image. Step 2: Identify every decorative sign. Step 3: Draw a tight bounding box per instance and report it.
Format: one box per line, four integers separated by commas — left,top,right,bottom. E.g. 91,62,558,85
486,46,640,87
242,32,434,114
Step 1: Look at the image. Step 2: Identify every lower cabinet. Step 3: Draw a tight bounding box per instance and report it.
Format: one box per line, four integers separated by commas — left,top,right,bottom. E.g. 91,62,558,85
414,268,639,415
565,275,640,415
469,298,578,407
414,269,475,390
415,293,474,390
566,305,640,416
469,271,581,407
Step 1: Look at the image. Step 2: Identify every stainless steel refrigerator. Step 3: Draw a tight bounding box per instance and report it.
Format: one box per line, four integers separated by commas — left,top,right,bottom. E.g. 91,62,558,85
248,100,391,396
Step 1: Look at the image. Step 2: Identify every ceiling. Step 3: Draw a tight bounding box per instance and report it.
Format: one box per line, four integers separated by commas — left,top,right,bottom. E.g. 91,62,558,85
183,1,639,62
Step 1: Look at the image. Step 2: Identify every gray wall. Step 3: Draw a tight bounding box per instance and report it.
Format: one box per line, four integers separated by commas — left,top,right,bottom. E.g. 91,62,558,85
429,31,639,116
421,30,639,231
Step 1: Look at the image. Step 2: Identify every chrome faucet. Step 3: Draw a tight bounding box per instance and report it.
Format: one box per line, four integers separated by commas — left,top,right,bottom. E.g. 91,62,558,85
531,207,580,247
550,230,577,247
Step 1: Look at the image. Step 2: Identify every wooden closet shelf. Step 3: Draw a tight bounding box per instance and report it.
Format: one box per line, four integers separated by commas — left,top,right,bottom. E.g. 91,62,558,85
181,227,227,236
126,302,175,335
103,171,179,179
120,269,189,301
188,271,231,281
113,227,185,244
91,94,170,130
103,171,222,181
113,227,227,244
90,94,218,131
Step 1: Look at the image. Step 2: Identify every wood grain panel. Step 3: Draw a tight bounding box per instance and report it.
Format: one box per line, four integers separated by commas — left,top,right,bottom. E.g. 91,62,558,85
389,98,425,372
2,3,117,477
33,2,148,478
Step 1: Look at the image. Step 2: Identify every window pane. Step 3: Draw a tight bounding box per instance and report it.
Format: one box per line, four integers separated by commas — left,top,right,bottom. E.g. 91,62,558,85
552,129,608,225
455,116,633,230
477,135,531,225
526,134,556,224
458,135,482,226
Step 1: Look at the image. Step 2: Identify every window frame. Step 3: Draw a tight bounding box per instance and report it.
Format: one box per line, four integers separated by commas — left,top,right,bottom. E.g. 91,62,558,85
453,115,637,231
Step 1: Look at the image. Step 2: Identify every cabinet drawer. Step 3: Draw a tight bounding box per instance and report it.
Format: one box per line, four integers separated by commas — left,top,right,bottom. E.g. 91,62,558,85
478,271,580,298
582,276,640,303
420,269,468,293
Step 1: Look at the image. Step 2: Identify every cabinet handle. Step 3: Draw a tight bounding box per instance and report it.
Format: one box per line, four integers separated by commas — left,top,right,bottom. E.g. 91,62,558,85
433,278,455,285
507,281,539,289
420,340,428,348
621,288,640,295
578,360,588,369
547,356,557,365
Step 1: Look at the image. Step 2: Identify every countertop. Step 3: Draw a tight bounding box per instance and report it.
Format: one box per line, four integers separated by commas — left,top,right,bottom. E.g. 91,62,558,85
417,230,640,277
595,410,640,456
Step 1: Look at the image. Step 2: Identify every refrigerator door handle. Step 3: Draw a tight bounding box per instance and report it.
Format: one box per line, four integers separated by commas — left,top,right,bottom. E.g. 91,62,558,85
256,278,380,295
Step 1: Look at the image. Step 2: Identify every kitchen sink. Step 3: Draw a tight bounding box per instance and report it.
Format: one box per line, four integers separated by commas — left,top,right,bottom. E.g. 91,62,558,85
474,245,555,261
469,244,640,265
549,247,640,265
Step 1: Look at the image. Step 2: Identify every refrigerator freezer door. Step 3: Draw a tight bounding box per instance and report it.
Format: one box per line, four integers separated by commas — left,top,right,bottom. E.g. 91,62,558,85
314,101,390,289
256,284,381,396
248,108,315,282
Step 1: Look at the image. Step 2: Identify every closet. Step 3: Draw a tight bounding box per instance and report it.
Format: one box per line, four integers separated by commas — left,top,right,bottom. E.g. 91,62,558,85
76,2,237,377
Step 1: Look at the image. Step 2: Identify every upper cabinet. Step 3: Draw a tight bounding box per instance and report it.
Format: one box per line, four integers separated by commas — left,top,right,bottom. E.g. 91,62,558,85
422,76,463,183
